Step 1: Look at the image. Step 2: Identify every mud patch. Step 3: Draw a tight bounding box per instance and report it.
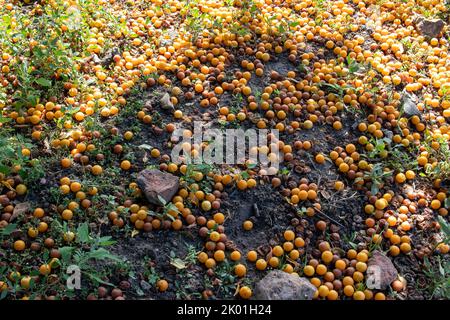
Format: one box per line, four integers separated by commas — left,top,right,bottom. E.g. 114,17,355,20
223,183,295,252
109,230,203,300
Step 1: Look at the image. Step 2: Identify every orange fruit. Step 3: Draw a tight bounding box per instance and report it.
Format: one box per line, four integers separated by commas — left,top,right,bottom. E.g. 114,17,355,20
272,245,284,257
239,286,252,299
269,256,279,267
209,231,220,242
303,265,315,277
374,292,386,300
61,158,72,168
70,182,81,192
284,230,295,241
353,291,366,300
121,160,131,170
230,251,241,261
318,285,329,298
124,131,133,140
205,258,216,269
315,153,325,164
213,250,226,262
431,199,441,210
14,240,26,251
321,251,333,264
91,165,103,176
294,237,305,247
33,208,45,218
213,213,225,224
247,251,257,262
255,259,267,271
197,252,208,263
234,264,247,277
156,279,169,292
243,220,253,230
237,180,248,190
343,285,354,297
39,264,51,276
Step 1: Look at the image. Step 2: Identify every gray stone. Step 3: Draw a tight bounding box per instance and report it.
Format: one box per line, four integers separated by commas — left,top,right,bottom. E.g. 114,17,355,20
11,202,30,222
366,251,398,290
401,91,420,117
160,93,174,110
254,270,317,300
91,54,102,64
137,169,179,205
100,47,120,67
414,16,445,38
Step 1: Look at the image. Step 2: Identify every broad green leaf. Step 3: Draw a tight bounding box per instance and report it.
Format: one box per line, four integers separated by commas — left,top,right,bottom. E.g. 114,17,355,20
35,78,52,87
59,246,75,263
241,171,250,180
87,248,121,262
86,272,115,287
439,262,445,276
76,223,90,244
246,163,257,169
0,165,10,175
0,223,17,236
445,198,450,209
437,216,450,238
0,116,11,124
0,289,7,300
97,236,116,247
371,184,379,195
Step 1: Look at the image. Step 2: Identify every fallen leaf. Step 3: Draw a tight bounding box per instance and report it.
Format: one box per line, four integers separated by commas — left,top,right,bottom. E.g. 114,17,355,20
131,229,139,238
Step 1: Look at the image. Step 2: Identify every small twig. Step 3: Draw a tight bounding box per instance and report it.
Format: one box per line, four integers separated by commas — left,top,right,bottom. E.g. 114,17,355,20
252,203,260,218
335,191,360,202
313,207,346,229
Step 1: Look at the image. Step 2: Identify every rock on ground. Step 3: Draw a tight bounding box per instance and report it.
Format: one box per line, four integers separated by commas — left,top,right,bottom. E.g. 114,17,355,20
136,169,179,206
366,251,398,290
160,93,174,110
11,202,30,222
414,16,445,38
401,91,420,117
100,47,120,67
254,270,317,300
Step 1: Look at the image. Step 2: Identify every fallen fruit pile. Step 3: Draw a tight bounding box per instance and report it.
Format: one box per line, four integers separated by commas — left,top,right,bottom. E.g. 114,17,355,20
0,0,449,300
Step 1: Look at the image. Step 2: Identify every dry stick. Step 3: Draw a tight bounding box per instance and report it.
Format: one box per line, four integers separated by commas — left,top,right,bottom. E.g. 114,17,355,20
253,203,260,217
313,207,346,229
336,191,360,201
